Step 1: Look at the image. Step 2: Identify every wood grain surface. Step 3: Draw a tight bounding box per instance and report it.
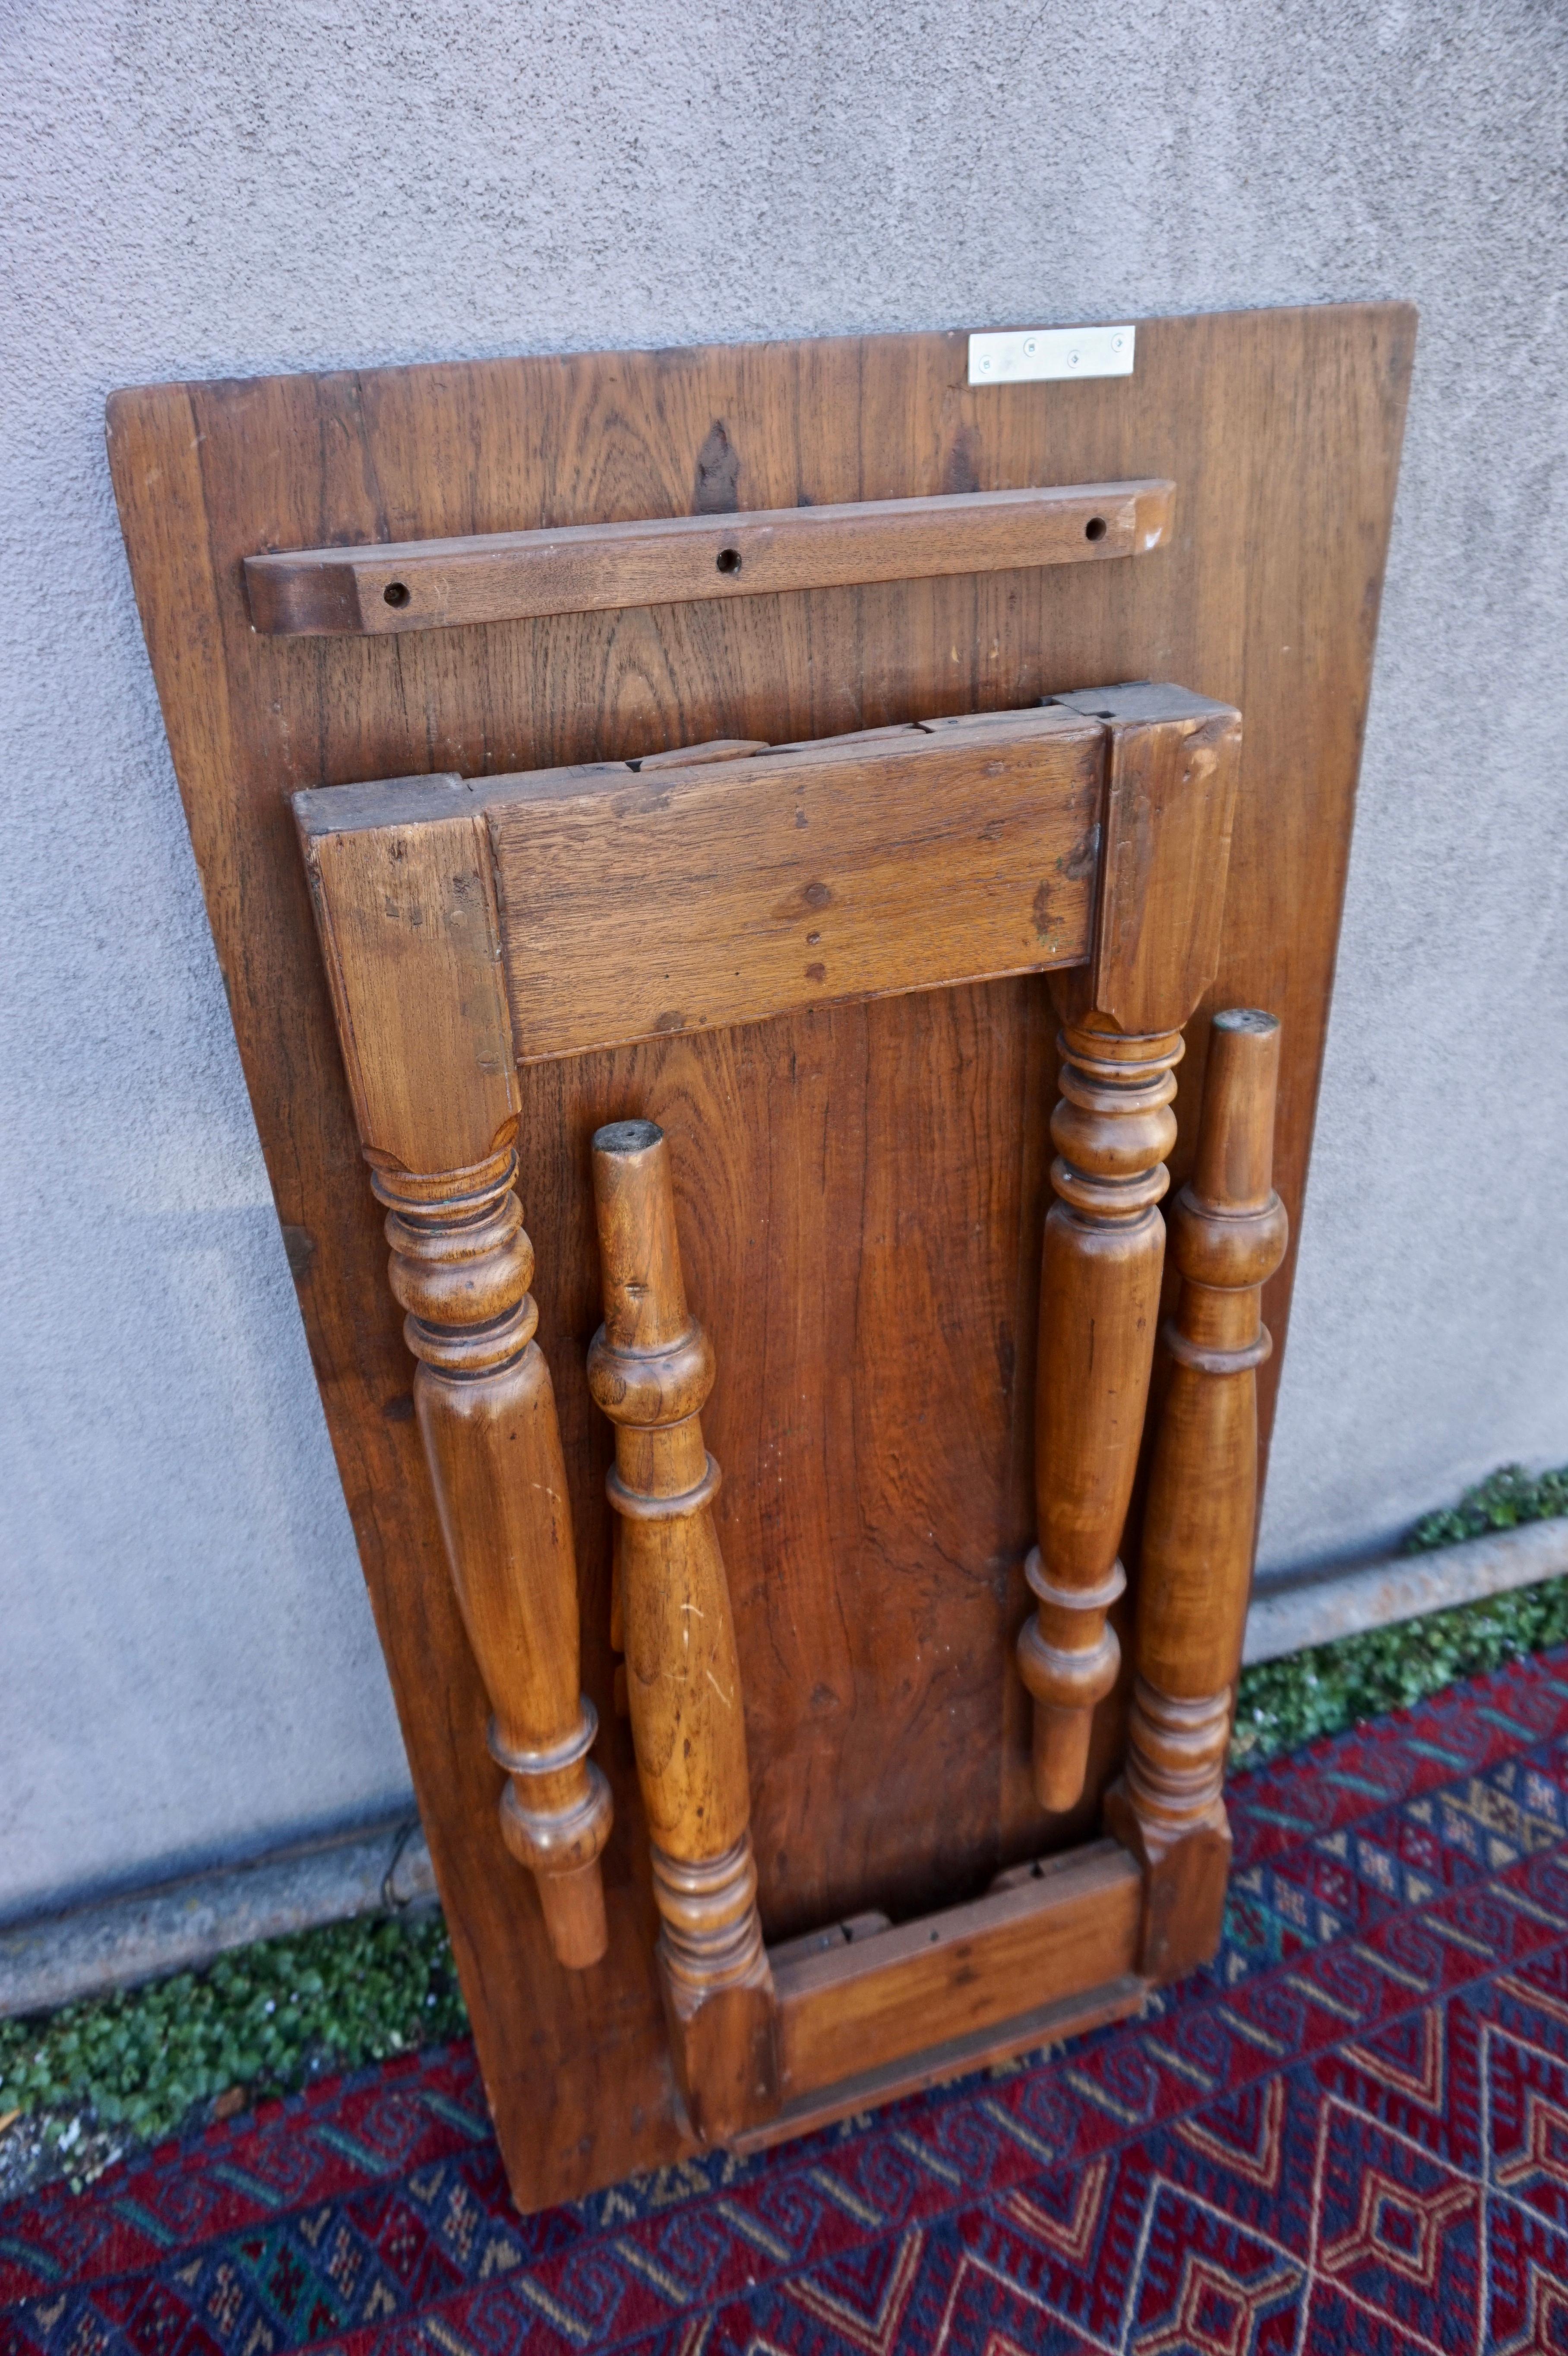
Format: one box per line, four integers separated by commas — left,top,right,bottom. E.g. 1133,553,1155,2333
773,1840,1142,2100
301,709,1103,1062
107,305,1413,2210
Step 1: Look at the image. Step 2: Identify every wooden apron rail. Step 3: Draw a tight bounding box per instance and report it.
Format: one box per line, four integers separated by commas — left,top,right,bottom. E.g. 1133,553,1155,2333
243,479,1175,636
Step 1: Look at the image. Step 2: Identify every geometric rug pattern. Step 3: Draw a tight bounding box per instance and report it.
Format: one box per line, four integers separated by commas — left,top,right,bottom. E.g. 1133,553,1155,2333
8,1647,1568,2354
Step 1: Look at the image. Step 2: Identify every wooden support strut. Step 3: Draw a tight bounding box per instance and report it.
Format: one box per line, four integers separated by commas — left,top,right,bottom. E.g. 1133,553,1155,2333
243,480,1174,637
380,1145,613,1969
1106,1009,1288,1979
587,1121,779,2142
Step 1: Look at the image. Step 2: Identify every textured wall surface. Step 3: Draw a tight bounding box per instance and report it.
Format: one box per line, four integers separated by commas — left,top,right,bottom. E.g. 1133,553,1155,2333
2,0,1564,1919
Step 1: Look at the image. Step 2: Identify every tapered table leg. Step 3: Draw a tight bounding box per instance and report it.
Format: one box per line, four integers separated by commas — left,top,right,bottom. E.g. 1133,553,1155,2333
1106,1010,1288,1979
587,1120,778,2141
297,805,614,1974
1017,1019,1183,1811
381,1146,613,1970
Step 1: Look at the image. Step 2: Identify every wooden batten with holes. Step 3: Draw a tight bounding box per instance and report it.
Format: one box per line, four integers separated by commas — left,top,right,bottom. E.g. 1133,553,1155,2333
243,480,1174,636
107,304,1413,2210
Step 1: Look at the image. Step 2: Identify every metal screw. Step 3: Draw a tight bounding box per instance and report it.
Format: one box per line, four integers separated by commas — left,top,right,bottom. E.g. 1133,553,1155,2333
1067,350,1080,367
980,356,992,372
1024,337,1037,357
1112,334,1126,353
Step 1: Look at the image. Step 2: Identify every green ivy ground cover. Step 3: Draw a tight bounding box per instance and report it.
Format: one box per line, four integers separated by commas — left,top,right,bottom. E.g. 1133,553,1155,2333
1231,1463,1568,1770
0,1912,467,2195
2,1461,1565,2197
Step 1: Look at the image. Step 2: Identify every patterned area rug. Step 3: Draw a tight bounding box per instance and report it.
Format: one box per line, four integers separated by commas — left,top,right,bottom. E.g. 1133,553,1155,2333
9,1651,1568,2356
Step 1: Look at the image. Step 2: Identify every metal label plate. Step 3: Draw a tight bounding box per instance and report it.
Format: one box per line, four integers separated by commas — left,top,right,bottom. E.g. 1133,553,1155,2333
968,324,1135,387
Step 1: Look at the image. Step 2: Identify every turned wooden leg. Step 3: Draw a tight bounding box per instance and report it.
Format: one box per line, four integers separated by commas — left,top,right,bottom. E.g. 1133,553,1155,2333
1105,1009,1288,1979
379,1144,613,1970
586,1120,778,2141
1017,1020,1183,1811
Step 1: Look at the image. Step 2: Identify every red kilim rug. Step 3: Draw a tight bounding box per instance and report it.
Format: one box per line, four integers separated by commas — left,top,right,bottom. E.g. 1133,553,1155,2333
8,1649,1568,2355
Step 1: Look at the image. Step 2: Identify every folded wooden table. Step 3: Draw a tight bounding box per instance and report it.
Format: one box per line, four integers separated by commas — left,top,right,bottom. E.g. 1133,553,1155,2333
108,304,1413,2210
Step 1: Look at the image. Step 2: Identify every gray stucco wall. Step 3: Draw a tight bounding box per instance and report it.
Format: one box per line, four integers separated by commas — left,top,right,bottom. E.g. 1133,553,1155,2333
3,0,1564,1923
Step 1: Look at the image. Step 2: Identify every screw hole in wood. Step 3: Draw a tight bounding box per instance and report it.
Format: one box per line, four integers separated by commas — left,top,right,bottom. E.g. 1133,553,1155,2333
383,581,411,607
715,547,742,575
1084,517,1108,542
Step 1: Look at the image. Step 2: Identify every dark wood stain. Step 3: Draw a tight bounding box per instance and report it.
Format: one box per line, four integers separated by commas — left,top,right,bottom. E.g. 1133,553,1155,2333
694,419,742,513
